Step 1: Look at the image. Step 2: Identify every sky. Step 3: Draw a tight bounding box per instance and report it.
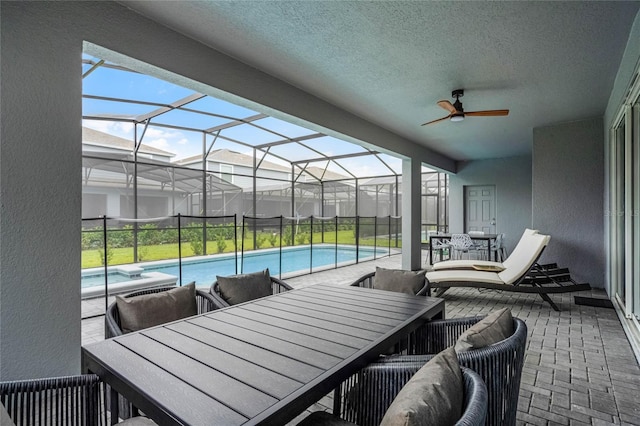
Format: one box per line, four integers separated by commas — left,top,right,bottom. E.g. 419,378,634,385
82,54,433,177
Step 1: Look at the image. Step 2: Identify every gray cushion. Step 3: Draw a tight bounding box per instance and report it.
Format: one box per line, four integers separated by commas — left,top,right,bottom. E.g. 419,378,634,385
380,347,463,426
116,283,197,334
1,403,15,426
117,416,158,425
217,269,272,305
373,267,425,295
297,411,356,426
454,308,514,352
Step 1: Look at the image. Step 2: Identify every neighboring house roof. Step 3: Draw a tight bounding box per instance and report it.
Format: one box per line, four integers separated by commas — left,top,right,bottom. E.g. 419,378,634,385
82,127,175,157
83,153,241,193
304,166,350,181
177,149,290,172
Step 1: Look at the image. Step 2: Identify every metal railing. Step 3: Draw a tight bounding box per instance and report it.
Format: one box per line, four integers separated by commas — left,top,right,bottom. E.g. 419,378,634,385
81,214,401,317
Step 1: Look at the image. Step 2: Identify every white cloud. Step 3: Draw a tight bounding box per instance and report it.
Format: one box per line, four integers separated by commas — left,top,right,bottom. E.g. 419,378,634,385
178,138,189,145
147,138,170,150
144,128,182,139
82,120,134,138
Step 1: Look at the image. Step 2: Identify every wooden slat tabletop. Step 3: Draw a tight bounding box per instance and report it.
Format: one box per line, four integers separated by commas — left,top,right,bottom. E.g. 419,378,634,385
82,283,444,425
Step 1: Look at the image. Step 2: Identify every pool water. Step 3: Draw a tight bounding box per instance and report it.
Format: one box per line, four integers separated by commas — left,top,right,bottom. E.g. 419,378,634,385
145,246,383,285
81,245,386,288
81,272,140,288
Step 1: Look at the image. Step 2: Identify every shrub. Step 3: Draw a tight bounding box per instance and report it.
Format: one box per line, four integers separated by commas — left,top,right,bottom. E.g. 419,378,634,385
282,226,292,246
98,245,114,266
256,234,267,249
268,233,279,247
138,246,149,261
216,235,227,253
295,232,308,245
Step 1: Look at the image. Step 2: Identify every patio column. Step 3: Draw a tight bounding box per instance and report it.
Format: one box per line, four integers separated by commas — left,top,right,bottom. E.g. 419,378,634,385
402,158,422,271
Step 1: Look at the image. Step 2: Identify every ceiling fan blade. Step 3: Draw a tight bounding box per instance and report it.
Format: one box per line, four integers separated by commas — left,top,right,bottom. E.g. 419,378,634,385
465,109,510,117
437,100,457,113
421,115,451,126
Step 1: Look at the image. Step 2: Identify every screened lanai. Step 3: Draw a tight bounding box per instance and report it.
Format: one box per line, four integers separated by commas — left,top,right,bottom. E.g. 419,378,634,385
81,54,448,285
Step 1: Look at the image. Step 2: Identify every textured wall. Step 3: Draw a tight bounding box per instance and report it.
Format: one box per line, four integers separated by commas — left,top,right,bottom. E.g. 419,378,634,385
1,4,83,379
449,156,533,254
532,118,605,288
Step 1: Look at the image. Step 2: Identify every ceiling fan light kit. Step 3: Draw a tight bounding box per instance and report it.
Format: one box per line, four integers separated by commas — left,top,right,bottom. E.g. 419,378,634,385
421,88,509,126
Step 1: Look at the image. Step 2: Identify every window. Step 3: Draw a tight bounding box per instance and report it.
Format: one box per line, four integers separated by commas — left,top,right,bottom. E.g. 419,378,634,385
220,164,233,183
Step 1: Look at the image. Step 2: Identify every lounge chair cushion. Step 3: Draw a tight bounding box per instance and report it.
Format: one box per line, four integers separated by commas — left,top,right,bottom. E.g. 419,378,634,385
426,269,505,285
455,308,514,352
373,267,425,295
432,259,505,271
116,283,197,333
498,233,550,284
380,347,463,426
217,269,272,305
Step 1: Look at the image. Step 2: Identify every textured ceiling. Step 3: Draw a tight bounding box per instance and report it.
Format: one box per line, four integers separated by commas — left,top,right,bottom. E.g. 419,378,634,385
121,1,639,161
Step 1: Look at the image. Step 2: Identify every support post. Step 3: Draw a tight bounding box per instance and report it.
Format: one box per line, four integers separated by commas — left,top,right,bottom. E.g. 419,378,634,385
402,158,422,270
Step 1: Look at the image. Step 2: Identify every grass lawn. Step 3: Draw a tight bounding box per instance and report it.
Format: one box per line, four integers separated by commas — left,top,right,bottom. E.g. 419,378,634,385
82,230,400,268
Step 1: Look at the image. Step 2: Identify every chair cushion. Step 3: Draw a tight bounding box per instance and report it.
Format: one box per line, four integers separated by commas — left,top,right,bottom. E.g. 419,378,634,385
1,403,15,426
116,283,197,334
217,269,272,305
117,416,158,425
454,308,514,352
373,267,425,295
297,411,356,426
380,347,463,426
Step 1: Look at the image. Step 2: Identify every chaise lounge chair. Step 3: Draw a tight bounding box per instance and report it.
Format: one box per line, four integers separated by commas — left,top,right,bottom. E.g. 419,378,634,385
426,232,590,311
432,228,539,271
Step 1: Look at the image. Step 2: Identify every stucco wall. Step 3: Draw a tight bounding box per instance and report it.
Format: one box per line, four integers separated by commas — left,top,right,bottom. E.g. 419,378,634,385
532,118,605,288
1,4,84,379
449,156,533,254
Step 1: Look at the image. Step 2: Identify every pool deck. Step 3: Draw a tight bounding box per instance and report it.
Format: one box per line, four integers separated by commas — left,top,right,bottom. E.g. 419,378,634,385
81,254,640,425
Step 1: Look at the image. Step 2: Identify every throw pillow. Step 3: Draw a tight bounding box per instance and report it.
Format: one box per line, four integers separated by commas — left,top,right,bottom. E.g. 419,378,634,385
380,347,463,426
217,269,272,305
454,307,514,352
117,416,158,425
1,403,15,426
116,283,197,334
373,267,425,295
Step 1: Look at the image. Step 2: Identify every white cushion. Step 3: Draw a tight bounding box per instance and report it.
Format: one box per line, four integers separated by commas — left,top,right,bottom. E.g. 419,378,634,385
499,234,550,284
432,259,504,271
426,269,505,285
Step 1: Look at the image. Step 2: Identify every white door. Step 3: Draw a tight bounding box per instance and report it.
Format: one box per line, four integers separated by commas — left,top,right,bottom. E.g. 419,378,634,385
465,185,496,234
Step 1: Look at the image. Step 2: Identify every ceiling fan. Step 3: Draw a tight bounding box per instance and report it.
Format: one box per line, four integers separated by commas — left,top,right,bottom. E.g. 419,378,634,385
421,89,509,126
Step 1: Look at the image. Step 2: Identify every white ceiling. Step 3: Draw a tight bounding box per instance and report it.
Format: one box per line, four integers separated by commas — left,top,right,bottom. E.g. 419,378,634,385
121,1,639,161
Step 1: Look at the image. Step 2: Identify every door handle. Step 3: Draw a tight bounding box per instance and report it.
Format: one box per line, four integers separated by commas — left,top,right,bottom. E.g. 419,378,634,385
490,218,496,225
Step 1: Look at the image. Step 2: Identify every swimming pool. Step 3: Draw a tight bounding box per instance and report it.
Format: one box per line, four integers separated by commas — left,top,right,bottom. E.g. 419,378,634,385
81,244,388,296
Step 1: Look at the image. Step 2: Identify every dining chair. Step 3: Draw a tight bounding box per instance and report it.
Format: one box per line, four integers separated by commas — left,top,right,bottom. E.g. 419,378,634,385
426,231,450,264
490,233,507,261
449,233,476,259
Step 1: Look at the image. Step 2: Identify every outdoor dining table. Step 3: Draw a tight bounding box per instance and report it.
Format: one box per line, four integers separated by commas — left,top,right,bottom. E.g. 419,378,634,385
82,283,445,426
428,233,499,265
